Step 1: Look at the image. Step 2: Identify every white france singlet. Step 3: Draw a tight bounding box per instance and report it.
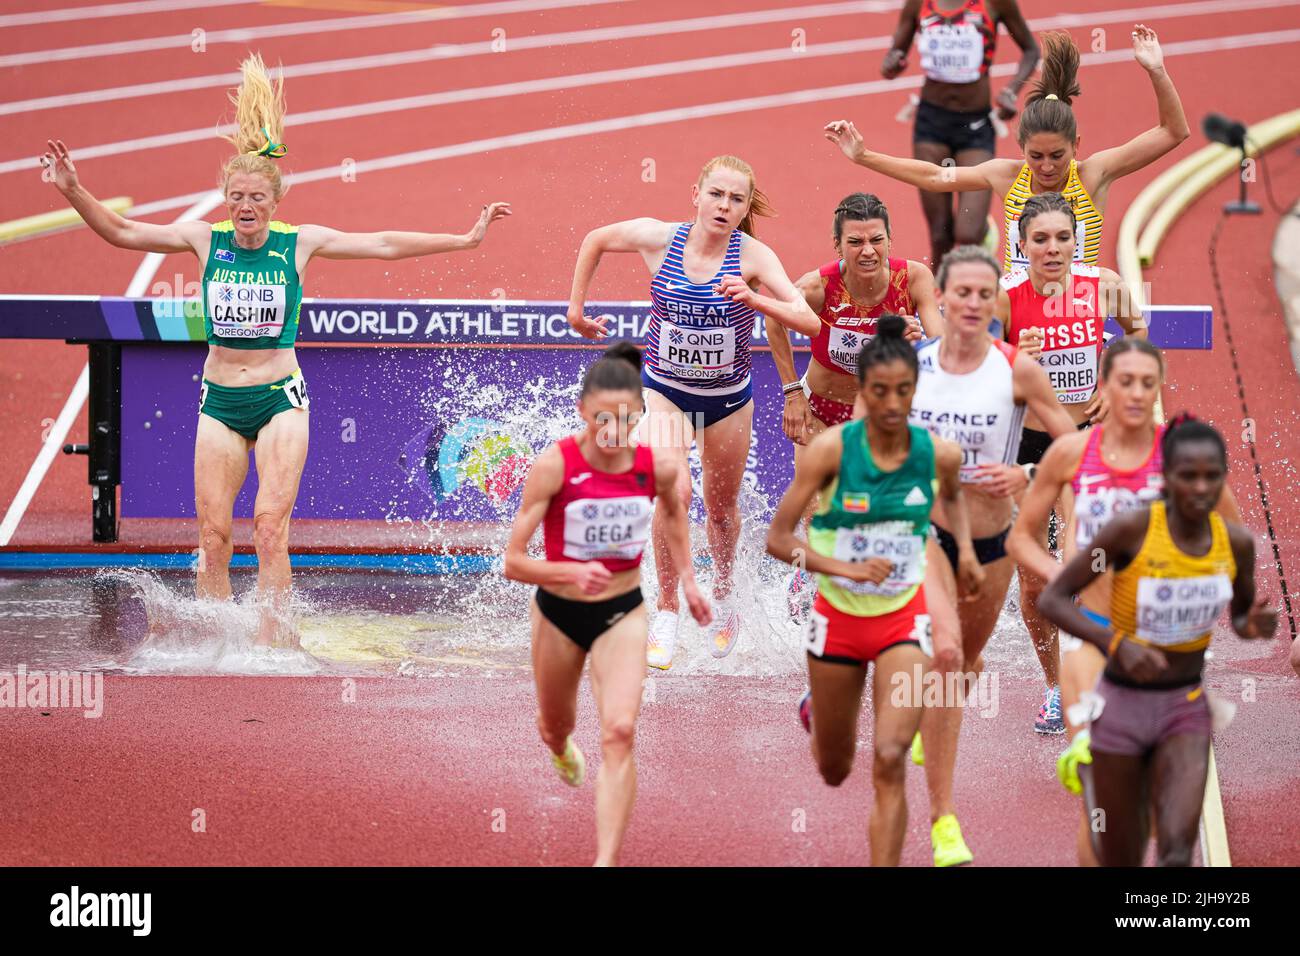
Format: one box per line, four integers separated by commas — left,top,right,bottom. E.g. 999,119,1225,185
910,337,1025,484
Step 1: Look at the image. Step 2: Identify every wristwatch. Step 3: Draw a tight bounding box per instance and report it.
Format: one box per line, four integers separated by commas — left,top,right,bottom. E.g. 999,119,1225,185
1021,462,1037,483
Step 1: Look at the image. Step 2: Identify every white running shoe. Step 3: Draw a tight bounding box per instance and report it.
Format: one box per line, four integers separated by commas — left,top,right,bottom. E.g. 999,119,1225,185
708,603,741,659
647,610,679,670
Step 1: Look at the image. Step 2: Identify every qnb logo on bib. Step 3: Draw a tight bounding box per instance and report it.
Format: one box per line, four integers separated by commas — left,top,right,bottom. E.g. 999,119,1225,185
659,320,737,381
563,495,652,561
208,281,287,339
1135,574,1234,645
829,519,923,596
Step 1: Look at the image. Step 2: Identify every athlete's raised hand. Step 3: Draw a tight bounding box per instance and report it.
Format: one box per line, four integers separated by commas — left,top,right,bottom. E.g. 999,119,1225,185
824,120,868,164
683,579,713,628
566,304,610,339
1115,635,1167,681
880,49,907,79
572,560,613,596
465,201,512,247
1131,24,1164,73
41,139,79,193
1238,594,1278,639
715,274,757,307
1016,326,1044,360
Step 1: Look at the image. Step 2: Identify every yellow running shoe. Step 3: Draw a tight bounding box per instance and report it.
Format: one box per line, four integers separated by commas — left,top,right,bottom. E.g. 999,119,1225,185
931,814,973,867
911,731,924,766
1057,729,1093,796
551,736,586,787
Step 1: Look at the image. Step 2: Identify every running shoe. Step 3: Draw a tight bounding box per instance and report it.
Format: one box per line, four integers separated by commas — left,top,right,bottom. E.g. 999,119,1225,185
931,814,973,867
1056,729,1093,796
911,731,924,766
551,736,586,787
798,688,812,733
647,611,679,670
708,603,741,659
785,568,814,624
1035,686,1066,735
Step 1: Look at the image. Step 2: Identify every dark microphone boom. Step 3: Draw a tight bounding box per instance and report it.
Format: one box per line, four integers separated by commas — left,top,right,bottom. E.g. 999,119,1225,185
1202,112,1248,149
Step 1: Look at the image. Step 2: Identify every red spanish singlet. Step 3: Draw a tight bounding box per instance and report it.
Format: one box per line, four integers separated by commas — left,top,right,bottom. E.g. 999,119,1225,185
542,436,656,572
918,0,997,85
1069,424,1165,551
1002,264,1105,405
811,257,916,377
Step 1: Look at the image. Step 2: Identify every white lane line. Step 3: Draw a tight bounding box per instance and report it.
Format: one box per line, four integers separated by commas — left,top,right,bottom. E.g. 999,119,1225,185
0,1,895,115
0,192,224,547
0,0,253,30
120,25,1300,221
0,0,632,68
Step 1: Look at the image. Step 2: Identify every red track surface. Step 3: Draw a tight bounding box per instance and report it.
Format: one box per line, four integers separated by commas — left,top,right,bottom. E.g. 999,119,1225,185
1,0,1298,866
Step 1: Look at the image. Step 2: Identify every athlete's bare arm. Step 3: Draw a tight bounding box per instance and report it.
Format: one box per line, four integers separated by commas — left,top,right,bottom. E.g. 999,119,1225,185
824,120,1021,196
766,428,891,584
1014,352,1075,436
1007,431,1090,579
881,0,923,78
1079,26,1190,205
654,453,711,625
726,239,821,337
298,203,510,261
907,260,945,339
567,218,675,339
1226,523,1276,640
934,435,983,598
503,445,609,595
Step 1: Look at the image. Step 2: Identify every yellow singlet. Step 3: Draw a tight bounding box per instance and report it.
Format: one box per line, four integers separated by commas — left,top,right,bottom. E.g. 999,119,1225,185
1002,159,1103,272
1110,501,1236,654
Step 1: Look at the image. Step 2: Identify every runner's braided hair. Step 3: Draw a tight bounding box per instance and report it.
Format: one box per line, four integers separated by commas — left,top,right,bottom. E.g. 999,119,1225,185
1017,191,1077,236
1162,413,1227,468
220,53,288,200
833,192,890,242
582,341,643,397
857,314,917,383
1019,30,1081,147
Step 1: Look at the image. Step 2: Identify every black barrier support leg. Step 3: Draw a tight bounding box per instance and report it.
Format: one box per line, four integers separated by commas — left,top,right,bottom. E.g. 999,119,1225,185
87,343,121,543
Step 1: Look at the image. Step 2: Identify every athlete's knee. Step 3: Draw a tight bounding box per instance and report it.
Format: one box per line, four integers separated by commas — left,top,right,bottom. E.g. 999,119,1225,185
703,499,739,528
197,520,233,556
1156,842,1195,867
252,511,289,555
600,716,636,757
953,221,987,247
873,739,909,783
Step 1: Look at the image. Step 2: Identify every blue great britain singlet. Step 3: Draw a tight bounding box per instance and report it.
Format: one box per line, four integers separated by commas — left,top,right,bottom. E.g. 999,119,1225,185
642,223,758,397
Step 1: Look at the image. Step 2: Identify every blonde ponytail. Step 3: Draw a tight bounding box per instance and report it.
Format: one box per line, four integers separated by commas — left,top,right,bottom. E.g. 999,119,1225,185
219,53,288,199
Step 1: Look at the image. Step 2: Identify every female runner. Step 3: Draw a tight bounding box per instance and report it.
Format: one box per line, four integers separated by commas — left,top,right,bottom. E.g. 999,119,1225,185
1008,344,1240,864
567,156,820,668
41,55,509,645
503,343,710,867
908,245,1073,866
827,26,1189,272
996,191,1147,734
769,191,943,620
1038,418,1275,866
767,315,978,866
880,0,1039,265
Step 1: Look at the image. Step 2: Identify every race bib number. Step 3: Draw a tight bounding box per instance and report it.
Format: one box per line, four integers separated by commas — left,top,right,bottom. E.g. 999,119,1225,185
657,321,737,381
1135,574,1234,646
207,280,287,340
920,23,984,84
826,520,924,596
198,381,209,412
1041,344,1099,404
1010,219,1088,269
562,495,652,562
826,325,873,374
805,607,830,658
281,369,308,410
